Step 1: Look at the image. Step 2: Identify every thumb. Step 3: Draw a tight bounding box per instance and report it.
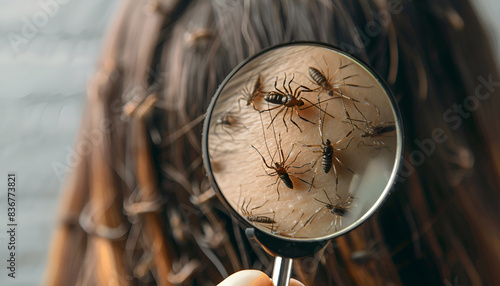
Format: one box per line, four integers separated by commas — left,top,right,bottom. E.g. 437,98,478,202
217,270,273,286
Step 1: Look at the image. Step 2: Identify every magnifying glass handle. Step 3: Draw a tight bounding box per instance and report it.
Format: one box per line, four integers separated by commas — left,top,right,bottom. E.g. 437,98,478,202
272,257,293,286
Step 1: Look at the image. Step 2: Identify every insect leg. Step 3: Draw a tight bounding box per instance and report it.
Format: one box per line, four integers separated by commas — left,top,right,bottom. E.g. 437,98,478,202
281,212,305,233
308,159,319,192
286,73,296,95
301,98,335,120
266,177,279,188
287,206,325,236
293,105,316,126
298,143,323,151
326,216,336,231
331,160,339,192
251,145,274,169
259,166,276,177
287,152,311,171
250,200,271,214
281,140,295,163
288,174,314,190
259,103,283,113
352,102,369,122
322,55,330,80
272,76,286,95
373,102,381,124
282,106,291,133
270,209,295,234
358,139,390,152
287,108,303,132
275,179,281,200
266,106,286,130
334,131,354,149
338,89,355,130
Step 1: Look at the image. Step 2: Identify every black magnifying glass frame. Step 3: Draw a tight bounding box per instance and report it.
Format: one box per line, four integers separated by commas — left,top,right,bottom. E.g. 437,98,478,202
202,41,404,259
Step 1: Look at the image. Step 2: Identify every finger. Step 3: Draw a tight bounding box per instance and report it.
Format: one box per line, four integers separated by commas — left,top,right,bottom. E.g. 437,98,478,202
290,278,306,286
217,270,273,286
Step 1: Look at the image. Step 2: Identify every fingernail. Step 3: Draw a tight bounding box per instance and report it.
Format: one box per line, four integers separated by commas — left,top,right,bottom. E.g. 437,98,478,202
218,270,272,286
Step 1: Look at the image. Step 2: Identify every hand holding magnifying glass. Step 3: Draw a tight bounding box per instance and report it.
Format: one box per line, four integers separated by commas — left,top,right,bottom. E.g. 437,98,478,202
203,42,403,286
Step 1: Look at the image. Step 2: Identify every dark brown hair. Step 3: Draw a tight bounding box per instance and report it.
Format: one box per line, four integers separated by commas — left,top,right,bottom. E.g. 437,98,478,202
45,0,500,285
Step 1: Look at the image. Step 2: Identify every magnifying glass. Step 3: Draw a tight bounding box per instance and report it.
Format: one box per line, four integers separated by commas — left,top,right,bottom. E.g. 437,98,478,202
202,42,403,285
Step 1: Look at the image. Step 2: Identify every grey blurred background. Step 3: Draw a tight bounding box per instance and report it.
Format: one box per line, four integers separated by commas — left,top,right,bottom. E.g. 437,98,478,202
0,0,498,285
0,1,118,285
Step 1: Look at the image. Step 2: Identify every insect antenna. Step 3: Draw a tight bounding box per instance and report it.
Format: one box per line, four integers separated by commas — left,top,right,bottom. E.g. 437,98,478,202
258,111,276,166
352,102,370,122
266,102,286,165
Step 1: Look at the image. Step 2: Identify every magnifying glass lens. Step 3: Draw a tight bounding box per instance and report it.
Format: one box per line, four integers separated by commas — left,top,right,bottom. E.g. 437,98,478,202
203,43,403,242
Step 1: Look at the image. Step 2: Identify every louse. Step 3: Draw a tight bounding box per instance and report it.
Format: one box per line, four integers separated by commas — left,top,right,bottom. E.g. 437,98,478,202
237,187,305,234
307,56,370,127
238,74,264,111
251,113,313,200
240,197,276,225
214,114,232,138
213,112,248,140
308,61,364,97
260,73,335,133
299,104,354,192
294,190,355,235
350,101,396,150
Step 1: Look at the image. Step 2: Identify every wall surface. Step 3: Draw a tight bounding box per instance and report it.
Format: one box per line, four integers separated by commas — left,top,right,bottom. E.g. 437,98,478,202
0,1,118,284
476,0,500,62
